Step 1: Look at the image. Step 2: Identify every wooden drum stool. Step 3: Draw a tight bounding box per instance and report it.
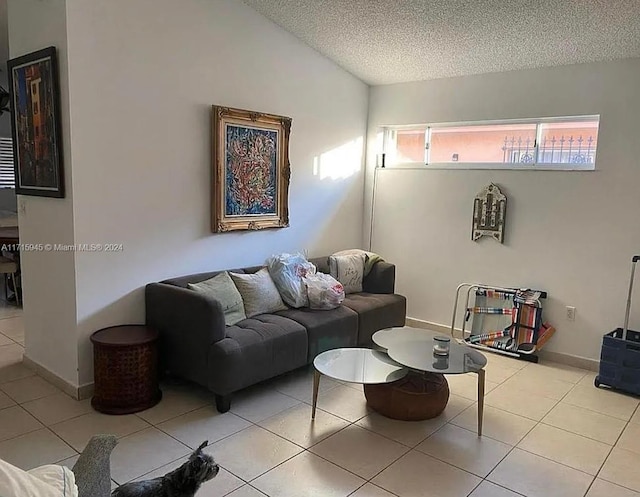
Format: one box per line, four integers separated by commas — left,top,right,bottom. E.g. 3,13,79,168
90,325,162,414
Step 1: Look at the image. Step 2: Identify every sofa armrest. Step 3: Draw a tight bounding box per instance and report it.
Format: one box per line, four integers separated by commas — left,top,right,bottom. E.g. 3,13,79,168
145,282,226,386
363,261,396,294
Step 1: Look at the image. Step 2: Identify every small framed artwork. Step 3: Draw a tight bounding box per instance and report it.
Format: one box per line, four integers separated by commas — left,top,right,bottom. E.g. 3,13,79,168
7,46,64,198
211,105,291,233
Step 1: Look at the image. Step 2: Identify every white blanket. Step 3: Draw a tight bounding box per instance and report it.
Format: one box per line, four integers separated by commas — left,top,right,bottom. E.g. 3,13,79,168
0,459,77,497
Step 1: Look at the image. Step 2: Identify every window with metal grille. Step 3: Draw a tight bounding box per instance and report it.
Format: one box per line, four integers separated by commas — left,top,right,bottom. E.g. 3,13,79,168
381,116,599,170
0,137,15,188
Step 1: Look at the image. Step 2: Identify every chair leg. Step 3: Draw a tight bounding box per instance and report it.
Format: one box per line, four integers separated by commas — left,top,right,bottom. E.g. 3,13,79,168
10,273,19,306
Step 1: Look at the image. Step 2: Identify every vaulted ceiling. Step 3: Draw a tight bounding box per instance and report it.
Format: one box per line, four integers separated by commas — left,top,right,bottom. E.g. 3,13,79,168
243,0,640,85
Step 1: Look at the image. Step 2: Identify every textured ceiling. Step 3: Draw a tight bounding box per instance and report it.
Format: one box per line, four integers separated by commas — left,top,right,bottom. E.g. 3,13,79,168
242,0,640,85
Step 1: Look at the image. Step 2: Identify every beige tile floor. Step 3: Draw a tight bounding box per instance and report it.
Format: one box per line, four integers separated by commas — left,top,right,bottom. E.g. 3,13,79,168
1,308,640,496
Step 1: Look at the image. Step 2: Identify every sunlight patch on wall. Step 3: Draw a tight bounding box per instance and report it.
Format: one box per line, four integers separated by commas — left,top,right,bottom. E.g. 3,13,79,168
313,137,363,180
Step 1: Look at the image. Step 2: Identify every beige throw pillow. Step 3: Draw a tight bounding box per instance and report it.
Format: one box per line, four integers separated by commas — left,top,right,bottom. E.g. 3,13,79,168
230,268,287,318
188,271,246,326
329,253,365,294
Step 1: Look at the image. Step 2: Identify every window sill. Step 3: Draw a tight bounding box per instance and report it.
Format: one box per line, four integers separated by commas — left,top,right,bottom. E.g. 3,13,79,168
382,162,596,172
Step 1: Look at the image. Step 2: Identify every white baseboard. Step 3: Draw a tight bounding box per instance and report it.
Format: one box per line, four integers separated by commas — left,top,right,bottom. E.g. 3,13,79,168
405,316,599,372
22,355,96,400
22,354,81,399
536,350,599,372
78,382,94,400
406,317,453,335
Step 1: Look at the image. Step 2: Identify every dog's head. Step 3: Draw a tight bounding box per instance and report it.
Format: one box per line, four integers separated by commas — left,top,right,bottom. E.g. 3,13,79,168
185,440,219,483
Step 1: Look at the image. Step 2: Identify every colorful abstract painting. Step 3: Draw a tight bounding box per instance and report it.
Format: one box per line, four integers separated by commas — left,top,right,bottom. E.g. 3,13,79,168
224,124,278,216
211,106,291,233
8,47,64,197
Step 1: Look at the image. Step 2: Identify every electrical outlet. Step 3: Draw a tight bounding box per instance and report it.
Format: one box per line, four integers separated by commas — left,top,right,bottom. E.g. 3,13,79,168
566,306,576,321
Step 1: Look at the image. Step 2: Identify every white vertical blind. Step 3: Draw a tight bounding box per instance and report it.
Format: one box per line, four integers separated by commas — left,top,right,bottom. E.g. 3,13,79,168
0,137,15,188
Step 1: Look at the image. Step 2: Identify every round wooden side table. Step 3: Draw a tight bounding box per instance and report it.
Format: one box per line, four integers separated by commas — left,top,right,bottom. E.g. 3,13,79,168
90,325,162,414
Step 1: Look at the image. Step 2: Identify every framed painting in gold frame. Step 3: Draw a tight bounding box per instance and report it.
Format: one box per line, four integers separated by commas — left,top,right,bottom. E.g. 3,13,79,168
211,105,291,233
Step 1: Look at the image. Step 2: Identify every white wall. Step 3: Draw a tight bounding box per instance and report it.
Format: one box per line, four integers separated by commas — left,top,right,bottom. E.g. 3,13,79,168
366,58,640,362
0,69,11,137
62,0,368,385
0,0,11,137
7,0,79,385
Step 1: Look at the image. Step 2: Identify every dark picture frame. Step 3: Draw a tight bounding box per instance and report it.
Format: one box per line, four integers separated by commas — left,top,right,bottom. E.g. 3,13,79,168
211,105,291,233
7,46,65,198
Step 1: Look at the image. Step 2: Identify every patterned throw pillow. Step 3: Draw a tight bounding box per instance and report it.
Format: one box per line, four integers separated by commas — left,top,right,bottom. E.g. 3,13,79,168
230,268,287,318
188,271,246,326
329,253,365,294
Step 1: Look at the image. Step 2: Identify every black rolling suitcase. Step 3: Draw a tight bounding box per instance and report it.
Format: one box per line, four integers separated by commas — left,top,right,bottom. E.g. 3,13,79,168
595,255,640,395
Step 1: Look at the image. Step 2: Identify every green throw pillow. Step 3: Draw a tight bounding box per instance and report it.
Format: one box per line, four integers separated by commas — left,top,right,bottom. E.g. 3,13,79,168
188,271,246,326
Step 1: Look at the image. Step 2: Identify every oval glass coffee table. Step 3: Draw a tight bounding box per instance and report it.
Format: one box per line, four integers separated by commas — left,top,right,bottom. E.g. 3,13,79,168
372,326,487,435
311,348,408,419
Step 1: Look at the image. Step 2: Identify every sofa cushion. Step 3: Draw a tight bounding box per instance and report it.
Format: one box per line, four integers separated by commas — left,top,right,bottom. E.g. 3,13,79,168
208,314,307,395
307,256,330,275
230,269,287,318
188,271,246,326
342,293,407,346
276,306,358,361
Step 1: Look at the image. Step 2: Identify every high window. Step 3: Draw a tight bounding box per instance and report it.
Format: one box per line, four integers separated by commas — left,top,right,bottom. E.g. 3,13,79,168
0,138,15,188
382,116,600,170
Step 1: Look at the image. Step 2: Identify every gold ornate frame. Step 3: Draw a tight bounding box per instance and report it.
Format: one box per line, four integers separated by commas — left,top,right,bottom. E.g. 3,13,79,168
211,105,291,233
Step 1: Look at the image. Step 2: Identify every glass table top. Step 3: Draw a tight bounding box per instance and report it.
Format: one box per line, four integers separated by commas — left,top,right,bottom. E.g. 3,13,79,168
313,348,408,384
372,326,441,350
387,338,487,374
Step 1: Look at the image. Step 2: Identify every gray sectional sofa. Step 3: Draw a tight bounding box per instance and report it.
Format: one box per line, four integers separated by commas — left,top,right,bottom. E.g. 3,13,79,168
145,256,406,412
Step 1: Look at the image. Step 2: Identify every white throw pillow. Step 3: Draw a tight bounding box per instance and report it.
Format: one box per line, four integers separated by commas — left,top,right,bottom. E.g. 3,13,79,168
329,253,365,294
230,268,287,318
0,459,77,497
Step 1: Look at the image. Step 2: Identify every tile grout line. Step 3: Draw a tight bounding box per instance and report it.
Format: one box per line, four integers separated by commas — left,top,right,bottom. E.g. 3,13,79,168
560,396,639,422
478,362,595,494
0,404,46,444
414,421,520,483
420,363,599,494
159,410,309,488
132,399,212,426
504,371,602,487
241,408,378,488
247,365,634,496
43,425,81,462
247,358,598,496
220,362,606,495
5,354,629,497
589,401,640,495
537,417,625,446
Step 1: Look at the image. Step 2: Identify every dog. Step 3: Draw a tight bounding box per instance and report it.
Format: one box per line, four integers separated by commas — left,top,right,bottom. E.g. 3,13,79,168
111,441,219,497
